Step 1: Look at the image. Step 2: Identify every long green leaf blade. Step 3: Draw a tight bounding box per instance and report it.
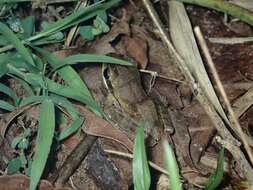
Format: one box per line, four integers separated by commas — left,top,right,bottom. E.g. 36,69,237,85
0,100,15,111
28,0,121,42
29,99,55,190
32,47,102,116
32,47,93,98
133,124,151,190
163,141,182,190
19,96,47,107
58,116,84,141
205,148,224,190
0,83,19,106
0,22,35,66
60,54,133,68
50,94,79,119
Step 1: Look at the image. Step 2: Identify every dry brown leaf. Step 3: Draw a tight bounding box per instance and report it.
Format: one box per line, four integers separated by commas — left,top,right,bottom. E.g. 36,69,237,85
76,105,133,152
122,36,148,69
0,174,72,190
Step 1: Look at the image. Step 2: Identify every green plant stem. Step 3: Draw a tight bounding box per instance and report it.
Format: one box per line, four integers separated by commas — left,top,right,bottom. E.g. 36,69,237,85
177,0,253,26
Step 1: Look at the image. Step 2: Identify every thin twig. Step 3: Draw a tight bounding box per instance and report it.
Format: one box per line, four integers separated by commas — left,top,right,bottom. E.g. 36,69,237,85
104,149,169,176
139,69,184,84
194,26,253,165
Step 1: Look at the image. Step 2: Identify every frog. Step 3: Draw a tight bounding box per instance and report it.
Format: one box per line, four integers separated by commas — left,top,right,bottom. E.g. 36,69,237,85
103,63,161,142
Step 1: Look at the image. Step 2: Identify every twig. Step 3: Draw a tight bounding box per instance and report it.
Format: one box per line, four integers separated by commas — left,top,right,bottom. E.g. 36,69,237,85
104,149,169,176
176,0,253,26
209,37,253,44
142,0,253,183
194,26,253,165
52,134,97,185
139,69,184,84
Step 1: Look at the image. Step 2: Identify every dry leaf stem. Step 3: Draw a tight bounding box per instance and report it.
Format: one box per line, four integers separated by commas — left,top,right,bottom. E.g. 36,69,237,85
141,0,253,183
194,26,253,166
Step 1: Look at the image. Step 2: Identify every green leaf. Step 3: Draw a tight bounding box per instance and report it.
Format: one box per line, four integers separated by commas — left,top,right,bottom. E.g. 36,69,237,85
32,47,94,98
50,94,79,119
18,138,29,150
133,124,151,190
93,16,109,33
32,47,102,116
11,128,31,149
61,54,133,68
9,75,35,96
0,35,9,46
0,54,10,78
11,136,23,149
79,26,94,40
29,99,55,190
58,116,84,141
0,63,8,78
41,21,64,41
27,0,121,42
46,79,102,116
0,100,15,111
205,148,224,190
19,95,46,107
97,10,108,22
0,83,19,106
7,157,22,174
20,16,34,38
163,141,182,190
0,22,35,66
25,73,47,89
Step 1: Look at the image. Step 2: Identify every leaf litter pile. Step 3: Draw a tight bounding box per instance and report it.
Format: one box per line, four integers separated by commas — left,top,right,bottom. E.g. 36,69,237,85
1,0,253,190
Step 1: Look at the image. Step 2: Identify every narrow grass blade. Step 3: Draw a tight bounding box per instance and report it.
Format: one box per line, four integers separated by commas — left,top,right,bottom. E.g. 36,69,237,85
0,83,19,106
0,100,15,111
50,94,79,119
20,16,34,38
133,124,151,190
0,63,8,78
0,22,35,66
19,96,47,107
59,53,133,69
8,74,35,96
163,141,182,190
29,99,55,190
28,0,121,42
32,47,102,116
45,78,102,116
205,148,224,190
58,116,84,141
0,54,9,78
32,47,93,98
